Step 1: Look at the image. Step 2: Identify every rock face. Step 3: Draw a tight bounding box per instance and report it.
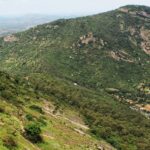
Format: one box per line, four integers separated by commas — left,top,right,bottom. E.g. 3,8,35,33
119,8,129,13
109,51,134,63
140,104,150,112
136,11,150,18
140,27,150,55
119,7,150,18
4,35,18,42
120,7,150,55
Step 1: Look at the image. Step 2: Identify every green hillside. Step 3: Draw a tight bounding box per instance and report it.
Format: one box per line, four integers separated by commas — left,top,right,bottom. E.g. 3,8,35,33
0,71,115,150
0,5,150,90
0,5,150,150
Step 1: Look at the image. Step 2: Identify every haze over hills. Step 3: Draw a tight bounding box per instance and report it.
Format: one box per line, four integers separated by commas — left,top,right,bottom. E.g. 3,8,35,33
0,14,72,36
0,5,150,150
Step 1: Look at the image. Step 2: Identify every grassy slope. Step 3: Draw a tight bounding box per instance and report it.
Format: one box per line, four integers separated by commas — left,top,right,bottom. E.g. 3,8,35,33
1,71,150,150
27,73,150,150
0,72,114,150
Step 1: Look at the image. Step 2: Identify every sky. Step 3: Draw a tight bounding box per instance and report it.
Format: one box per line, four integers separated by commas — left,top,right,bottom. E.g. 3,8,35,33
0,0,150,16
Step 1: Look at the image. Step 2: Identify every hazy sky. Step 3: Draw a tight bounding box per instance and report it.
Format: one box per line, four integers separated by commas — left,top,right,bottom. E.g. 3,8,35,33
0,0,150,16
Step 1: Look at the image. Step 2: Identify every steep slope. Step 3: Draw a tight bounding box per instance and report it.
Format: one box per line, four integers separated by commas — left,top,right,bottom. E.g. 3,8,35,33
27,73,150,150
0,5,150,150
1,71,150,150
0,71,114,150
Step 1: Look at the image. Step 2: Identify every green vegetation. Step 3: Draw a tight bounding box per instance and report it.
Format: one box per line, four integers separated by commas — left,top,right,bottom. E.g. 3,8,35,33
29,105,44,114
0,5,150,91
28,73,150,150
24,123,42,143
0,5,150,150
0,71,108,150
2,135,17,150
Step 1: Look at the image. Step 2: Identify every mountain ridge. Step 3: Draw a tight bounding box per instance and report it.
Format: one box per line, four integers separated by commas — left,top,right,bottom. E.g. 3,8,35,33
0,5,149,90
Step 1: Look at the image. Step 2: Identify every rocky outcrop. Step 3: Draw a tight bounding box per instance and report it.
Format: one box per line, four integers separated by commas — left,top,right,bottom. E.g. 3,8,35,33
136,11,150,18
119,8,129,13
74,32,107,50
140,27,150,55
4,35,18,42
119,8,150,19
109,51,134,63
79,32,96,45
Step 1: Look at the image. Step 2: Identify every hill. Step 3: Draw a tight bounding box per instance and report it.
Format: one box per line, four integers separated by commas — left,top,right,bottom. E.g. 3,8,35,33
0,5,150,90
0,5,150,150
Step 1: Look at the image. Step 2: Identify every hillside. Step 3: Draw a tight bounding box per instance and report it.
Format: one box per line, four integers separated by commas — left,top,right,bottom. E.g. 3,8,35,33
0,5,150,89
0,5,150,150
0,71,115,150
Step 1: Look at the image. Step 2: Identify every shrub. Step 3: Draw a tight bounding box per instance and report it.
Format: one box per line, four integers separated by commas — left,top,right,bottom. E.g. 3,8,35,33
24,123,42,143
1,90,15,101
2,136,17,150
37,116,47,126
0,107,4,113
26,114,34,121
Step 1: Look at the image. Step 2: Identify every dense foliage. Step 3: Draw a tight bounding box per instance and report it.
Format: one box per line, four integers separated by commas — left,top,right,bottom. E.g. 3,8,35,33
24,123,42,143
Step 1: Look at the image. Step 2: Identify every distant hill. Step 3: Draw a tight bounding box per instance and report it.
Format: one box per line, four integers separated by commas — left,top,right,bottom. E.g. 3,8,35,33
0,14,64,36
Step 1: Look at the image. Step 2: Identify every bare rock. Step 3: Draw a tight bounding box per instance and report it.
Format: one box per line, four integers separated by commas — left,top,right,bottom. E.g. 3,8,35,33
4,35,18,42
